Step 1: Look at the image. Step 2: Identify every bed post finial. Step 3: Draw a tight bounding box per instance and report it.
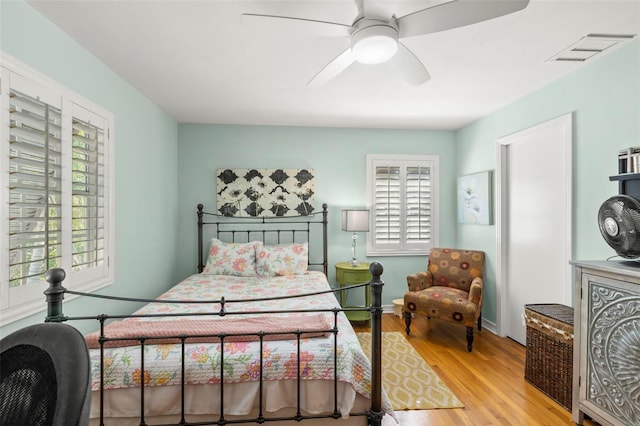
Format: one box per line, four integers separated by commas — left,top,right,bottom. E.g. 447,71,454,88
197,204,205,273
368,261,384,425
44,268,67,322
322,203,328,275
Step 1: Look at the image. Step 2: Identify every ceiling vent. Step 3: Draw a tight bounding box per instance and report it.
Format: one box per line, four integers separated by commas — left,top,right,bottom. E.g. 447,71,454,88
549,33,637,62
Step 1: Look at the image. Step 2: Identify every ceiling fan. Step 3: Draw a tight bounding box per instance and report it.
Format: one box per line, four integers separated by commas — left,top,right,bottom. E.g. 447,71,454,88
243,0,530,87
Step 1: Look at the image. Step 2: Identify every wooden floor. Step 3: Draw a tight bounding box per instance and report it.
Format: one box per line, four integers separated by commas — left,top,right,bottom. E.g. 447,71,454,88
353,314,598,426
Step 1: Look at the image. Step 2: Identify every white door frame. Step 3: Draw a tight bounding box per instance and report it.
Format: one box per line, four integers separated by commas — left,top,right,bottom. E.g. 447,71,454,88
495,113,573,337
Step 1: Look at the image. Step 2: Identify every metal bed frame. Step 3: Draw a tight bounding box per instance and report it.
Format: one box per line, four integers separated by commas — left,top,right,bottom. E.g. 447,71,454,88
43,203,385,426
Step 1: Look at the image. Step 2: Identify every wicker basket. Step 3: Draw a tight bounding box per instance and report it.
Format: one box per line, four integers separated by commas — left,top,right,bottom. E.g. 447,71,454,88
524,304,574,411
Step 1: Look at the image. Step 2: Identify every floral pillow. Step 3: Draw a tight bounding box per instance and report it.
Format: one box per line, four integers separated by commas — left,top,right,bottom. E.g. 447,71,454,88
203,239,261,276
256,242,308,276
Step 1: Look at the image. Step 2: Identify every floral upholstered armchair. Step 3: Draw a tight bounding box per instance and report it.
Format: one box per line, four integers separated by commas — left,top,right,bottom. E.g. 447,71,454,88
404,248,485,352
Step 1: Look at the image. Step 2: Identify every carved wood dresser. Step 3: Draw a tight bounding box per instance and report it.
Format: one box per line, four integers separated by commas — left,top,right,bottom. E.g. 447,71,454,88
571,260,640,426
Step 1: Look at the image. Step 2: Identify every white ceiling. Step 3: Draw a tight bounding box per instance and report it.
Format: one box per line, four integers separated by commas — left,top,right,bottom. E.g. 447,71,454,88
26,0,640,130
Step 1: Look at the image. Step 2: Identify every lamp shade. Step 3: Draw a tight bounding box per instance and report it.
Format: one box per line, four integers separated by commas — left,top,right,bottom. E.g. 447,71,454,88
342,209,370,232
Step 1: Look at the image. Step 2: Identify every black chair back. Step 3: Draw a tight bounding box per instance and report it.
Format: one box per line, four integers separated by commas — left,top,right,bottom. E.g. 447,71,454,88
1,323,91,426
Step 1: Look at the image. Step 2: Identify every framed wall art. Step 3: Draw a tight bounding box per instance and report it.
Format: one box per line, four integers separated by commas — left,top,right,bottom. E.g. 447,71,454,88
216,168,315,217
457,170,492,225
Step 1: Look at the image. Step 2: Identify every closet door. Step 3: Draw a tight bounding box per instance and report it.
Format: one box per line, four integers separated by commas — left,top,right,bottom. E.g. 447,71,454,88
498,114,572,344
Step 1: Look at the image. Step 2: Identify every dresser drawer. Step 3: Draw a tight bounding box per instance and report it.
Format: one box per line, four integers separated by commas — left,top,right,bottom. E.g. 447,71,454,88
340,269,370,283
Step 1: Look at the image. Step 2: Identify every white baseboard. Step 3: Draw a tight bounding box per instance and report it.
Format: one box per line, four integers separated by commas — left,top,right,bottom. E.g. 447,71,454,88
382,304,395,315
482,319,497,335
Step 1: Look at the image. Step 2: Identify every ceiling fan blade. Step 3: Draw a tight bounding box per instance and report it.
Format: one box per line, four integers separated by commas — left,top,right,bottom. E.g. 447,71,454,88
306,48,356,87
242,13,352,37
397,0,530,39
391,42,431,85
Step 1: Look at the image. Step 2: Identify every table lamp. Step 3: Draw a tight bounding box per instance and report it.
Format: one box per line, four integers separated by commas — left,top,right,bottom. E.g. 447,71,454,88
342,209,370,266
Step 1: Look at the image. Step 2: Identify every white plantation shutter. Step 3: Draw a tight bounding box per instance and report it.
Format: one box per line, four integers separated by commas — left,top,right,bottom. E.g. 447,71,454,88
71,111,106,274
406,165,431,243
1,57,114,324
8,89,63,295
374,165,401,243
367,155,439,255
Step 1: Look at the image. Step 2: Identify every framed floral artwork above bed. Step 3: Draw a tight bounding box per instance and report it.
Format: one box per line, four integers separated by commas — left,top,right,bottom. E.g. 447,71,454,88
217,168,315,217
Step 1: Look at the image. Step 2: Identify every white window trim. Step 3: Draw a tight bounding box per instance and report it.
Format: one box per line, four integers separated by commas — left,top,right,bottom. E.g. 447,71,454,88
365,154,439,256
0,52,115,326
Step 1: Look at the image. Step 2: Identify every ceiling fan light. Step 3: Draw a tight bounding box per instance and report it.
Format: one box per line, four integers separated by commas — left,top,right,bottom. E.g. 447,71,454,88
351,25,398,64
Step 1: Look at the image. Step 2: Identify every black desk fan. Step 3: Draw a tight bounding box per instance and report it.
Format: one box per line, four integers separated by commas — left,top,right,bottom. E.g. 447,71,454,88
598,194,640,259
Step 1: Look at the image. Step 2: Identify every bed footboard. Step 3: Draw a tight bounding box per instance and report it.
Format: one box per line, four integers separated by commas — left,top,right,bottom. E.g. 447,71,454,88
43,263,386,426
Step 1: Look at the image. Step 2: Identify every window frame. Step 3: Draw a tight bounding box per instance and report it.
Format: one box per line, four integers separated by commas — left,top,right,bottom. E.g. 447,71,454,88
0,53,115,326
365,154,439,256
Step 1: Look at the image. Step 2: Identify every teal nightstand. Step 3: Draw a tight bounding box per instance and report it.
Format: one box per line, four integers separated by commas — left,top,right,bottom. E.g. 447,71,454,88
335,261,371,322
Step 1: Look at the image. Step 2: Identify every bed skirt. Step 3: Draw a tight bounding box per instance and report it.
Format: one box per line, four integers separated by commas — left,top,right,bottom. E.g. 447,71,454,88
90,380,372,425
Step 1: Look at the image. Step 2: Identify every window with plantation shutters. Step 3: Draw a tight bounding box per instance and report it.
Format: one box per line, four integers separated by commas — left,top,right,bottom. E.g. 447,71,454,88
1,56,114,325
366,155,439,256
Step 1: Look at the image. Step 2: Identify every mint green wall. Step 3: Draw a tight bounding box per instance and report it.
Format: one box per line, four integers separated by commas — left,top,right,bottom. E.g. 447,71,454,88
177,125,457,305
4,0,637,337
0,1,180,336
456,40,640,325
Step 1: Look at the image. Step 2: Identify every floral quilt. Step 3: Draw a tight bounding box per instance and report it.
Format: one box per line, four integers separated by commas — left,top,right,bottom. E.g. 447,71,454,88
90,271,383,409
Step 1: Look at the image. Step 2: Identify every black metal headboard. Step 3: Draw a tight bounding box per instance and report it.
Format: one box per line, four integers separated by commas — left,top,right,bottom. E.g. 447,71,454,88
197,203,329,275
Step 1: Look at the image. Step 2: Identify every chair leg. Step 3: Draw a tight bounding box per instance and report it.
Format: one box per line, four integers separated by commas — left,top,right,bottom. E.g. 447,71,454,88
466,326,474,352
477,312,482,331
403,311,412,335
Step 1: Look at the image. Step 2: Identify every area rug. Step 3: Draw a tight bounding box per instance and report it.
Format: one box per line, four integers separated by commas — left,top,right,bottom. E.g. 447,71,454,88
357,332,464,410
